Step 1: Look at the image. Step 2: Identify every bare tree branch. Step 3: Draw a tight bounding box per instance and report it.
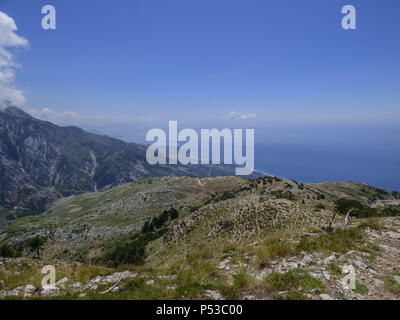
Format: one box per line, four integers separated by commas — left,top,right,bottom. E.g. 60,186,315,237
344,208,354,228
99,279,122,295
328,211,338,231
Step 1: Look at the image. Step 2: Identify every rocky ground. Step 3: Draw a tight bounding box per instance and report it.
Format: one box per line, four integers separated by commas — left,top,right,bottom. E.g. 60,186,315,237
1,176,400,300
1,217,399,300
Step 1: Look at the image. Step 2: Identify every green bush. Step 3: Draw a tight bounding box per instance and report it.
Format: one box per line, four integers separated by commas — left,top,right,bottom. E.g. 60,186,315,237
105,230,166,266
26,236,44,259
381,206,400,217
142,207,179,233
0,242,20,258
233,269,252,290
334,198,399,218
335,198,363,214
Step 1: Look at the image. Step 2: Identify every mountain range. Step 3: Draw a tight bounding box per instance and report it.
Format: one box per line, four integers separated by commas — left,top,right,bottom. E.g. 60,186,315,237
0,106,239,227
1,107,400,300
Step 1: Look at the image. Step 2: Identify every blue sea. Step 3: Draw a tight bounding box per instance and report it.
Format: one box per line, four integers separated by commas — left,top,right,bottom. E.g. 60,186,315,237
253,123,400,191
85,122,400,192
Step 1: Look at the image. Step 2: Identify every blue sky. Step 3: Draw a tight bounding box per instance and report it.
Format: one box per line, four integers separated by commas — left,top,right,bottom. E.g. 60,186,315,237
1,0,399,189
2,0,399,126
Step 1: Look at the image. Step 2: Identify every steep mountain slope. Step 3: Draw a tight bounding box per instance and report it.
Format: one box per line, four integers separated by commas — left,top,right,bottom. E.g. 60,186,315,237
0,106,238,225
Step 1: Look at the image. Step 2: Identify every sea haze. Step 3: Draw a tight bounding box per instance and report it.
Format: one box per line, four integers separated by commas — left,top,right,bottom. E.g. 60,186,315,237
82,122,400,192
254,123,400,192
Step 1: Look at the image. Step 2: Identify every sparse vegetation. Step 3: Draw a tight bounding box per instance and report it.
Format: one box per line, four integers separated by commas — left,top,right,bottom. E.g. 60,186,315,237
296,227,364,255
353,282,369,295
26,236,44,259
1,176,399,300
383,276,400,296
0,242,20,258
335,198,400,218
233,268,253,290
103,229,166,266
264,268,325,296
250,237,295,268
328,261,342,277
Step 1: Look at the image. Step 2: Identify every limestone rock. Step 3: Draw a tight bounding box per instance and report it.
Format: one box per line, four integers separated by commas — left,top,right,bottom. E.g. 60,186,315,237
24,285,36,298
320,294,334,300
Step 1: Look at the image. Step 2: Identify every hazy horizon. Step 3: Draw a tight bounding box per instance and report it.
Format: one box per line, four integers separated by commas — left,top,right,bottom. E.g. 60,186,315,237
1,0,399,190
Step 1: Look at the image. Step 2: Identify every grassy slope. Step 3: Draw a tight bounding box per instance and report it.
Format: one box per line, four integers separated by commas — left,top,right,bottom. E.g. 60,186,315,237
0,176,248,261
1,176,400,300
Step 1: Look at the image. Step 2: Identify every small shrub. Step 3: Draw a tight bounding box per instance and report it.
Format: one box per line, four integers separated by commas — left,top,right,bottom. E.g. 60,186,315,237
284,290,308,300
264,268,324,293
26,236,44,259
233,269,252,290
384,276,400,296
328,261,342,277
0,242,20,258
105,230,165,266
335,198,363,215
186,245,215,264
296,227,364,255
359,217,385,230
254,238,295,268
353,282,368,295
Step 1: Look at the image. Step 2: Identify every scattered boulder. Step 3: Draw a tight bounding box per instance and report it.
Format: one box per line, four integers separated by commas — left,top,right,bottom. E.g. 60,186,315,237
84,271,136,290
378,245,400,254
323,271,331,281
205,290,224,300
385,231,400,240
319,294,334,300
56,277,69,285
41,287,60,297
218,258,231,270
24,285,36,298
7,286,23,297
351,259,369,270
70,282,82,290
324,254,336,265
146,280,154,286
301,255,313,265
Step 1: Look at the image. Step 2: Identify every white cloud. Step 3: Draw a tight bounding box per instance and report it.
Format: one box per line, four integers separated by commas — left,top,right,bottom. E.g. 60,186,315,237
25,106,152,126
26,107,81,124
0,11,28,108
229,111,256,120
